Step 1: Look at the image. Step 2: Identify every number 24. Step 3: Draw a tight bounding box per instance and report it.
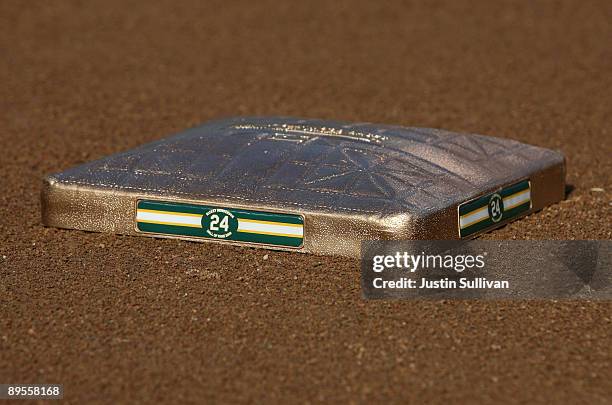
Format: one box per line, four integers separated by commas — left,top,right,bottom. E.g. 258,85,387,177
209,214,229,232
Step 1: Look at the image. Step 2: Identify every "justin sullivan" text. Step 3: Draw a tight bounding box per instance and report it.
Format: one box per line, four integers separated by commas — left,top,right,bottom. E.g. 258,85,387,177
372,277,509,289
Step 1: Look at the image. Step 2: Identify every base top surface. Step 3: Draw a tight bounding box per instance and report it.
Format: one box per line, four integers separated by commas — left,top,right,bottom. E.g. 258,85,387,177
49,116,564,218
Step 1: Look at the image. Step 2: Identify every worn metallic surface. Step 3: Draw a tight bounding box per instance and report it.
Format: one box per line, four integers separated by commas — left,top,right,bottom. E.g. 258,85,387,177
41,117,566,257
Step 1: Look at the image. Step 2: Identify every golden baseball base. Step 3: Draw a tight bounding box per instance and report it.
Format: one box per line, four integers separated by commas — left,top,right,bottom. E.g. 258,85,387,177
41,117,565,258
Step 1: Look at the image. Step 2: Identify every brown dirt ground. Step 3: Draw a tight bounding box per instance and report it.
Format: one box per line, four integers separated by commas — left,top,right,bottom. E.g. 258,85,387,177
1,1,611,403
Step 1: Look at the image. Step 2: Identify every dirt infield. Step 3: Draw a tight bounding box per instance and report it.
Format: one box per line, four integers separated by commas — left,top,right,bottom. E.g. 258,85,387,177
1,1,610,403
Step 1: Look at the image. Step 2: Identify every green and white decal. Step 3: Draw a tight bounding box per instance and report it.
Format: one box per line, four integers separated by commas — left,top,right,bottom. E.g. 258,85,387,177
136,200,304,248
458,180,531,238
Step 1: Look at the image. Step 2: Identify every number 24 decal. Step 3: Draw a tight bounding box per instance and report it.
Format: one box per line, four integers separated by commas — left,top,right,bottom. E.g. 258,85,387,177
208,214,229,232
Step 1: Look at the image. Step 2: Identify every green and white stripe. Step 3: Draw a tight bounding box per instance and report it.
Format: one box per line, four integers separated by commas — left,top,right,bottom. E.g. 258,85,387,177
136,209,202,228
136,200,304,248
236,218,303,238
503,187,531,210
458,180,531,238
